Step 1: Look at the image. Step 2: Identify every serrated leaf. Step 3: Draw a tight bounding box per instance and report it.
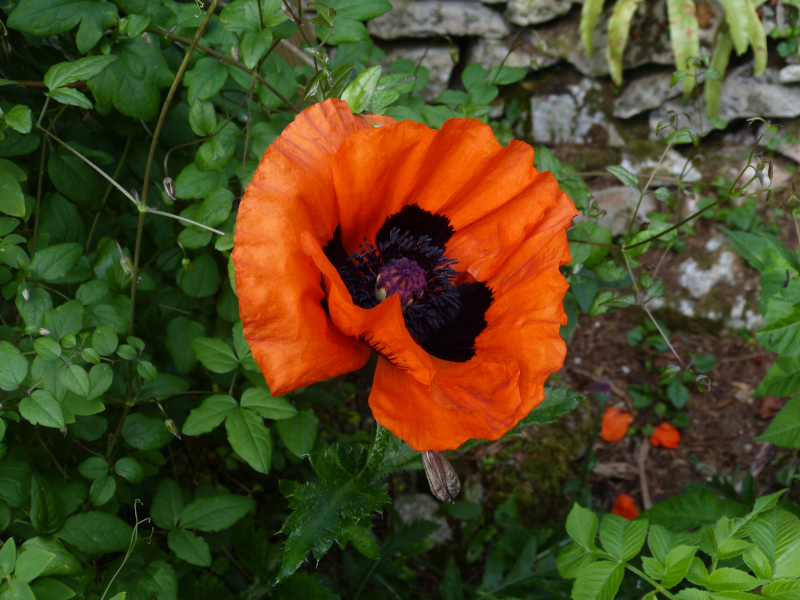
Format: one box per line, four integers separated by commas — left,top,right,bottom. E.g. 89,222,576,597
572,560,625,600
761,579,800,600
749,508,800,579
756,395,800,448
705,568,764,592
225,407,272,474
743,546,772,580
566,504,599,551
757,305,800,357
662,545,699,588
279,446,388,580
179,494,255,532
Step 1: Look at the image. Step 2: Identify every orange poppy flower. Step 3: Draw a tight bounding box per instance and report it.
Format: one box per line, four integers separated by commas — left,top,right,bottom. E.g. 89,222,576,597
650,422,681,449
233,99,577,451
600,406,634,442
611,493,639,520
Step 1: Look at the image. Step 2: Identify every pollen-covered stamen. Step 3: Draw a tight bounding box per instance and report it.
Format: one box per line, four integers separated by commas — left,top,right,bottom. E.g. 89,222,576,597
375,257,427,309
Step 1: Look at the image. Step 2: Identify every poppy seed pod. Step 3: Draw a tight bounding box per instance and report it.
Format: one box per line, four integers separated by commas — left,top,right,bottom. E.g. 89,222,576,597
233,99,577,452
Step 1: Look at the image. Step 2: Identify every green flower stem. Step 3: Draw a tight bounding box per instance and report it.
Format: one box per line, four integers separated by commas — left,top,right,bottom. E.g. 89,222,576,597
146,27,301,114
625,135,676,244
625,564,675,600
129,0,222,340
147,209,225,235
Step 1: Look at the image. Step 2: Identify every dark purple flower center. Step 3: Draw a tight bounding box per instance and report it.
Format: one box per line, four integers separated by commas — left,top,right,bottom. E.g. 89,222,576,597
376,257,427,308
323,205,493,362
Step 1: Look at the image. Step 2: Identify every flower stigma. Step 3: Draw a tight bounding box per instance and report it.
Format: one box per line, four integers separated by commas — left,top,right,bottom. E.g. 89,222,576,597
375,257,427,309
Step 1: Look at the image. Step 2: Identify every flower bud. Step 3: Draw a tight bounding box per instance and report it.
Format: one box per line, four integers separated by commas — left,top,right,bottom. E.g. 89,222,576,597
422,450,460,503
39,328,51,336
165,419,181,440
163,177,176,201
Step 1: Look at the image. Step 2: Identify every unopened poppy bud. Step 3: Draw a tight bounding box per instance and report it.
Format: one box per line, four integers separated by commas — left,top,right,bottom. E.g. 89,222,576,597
422,450,460,503
165,419,181,440
163,177,176,200
120,256,134,277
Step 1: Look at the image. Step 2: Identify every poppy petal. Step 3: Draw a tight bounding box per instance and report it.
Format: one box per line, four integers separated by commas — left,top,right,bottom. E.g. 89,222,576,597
330,118,552,254
369,354,522,451
233,100,391,395
300,231,437,385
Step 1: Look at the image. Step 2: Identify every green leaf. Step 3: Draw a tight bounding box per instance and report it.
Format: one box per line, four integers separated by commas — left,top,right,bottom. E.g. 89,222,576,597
761,580,800,600
566,504,599,551
241,387,297,420
89,475,116,507
196,188,234,228
0,460,33,507
111,457,142,484
47,88,93,110
21,537,80,578
0,341,29,391
756,395,800,448
183,394,237,436
30,473,66,535
75,2,118,53
139,373,189,400
184,57,229,105
605,165,640,187
599,514,648,562
580,0,605,57
240,29,274,69
572,560,625,600
276,411,319,458
705,32,733,117
341,65,381,113
151,479,184,531
78,456,109,480
174,163,228,201
167,529,212,567
19,391,65,429
87,37,173,121
279,446,389,579
662,545,699,588
0,165,26,218
0,538,16,574
605,0,645,85
569,220,613,268
30,243,82,282
488,65,527,85
642,490,746,531
121,414,173,450
57,512,134,556
755,357,800,397
191,337,238,374
226,407,272,473
63,365,90,397
7,0,93,36
705,568,764,592
14,548,55,583
44,56,118,91
92,324,119,356
30,578,76,600
750,508,800,579
43,300,84,340
666,0,701,95
557,542,598,579
188,100,216,137
34,337,61,360
5,105,33,135
177,254,222,298
757,305,800,356
743,546,772,580
179,494,256,532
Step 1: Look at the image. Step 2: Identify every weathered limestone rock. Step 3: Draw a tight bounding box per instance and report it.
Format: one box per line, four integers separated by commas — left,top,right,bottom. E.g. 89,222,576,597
779,65,800,84
620,148,701,183
470,34,560,71
505,0,572,26
367,1,510,39
382,44,456,101
613,73,683,119
530,78,624,146
590,186,656,235
650,65,800,137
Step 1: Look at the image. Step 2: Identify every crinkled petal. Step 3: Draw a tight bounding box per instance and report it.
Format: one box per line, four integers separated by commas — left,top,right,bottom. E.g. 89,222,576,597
233,100,391,395
369,355,522,451
332,118,548,253
300,232,436,385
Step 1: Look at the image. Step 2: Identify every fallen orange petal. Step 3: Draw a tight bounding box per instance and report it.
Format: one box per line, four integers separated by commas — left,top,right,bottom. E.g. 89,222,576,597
601,407,634,443
611,494,640,520
650,422,681,449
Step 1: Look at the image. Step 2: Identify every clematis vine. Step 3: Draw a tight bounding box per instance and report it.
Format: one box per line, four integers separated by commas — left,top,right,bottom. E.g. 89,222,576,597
233,99,576,458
